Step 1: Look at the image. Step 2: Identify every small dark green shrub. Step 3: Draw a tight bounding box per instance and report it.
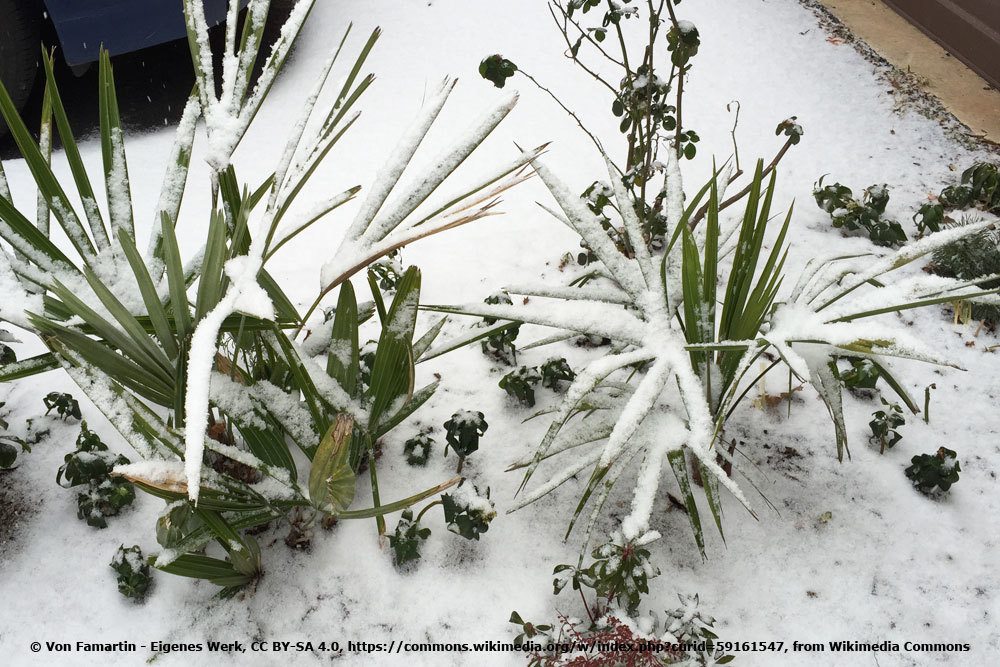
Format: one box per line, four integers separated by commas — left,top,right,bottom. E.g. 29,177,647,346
814,178,906,247
868,399,904,454
57,423,135,528
837,357,881,393
540,357,576,391
43,392,81,421
110,545,152,601
388,483,495,567
403,430,434,466
915,162,1000,235
554,532,659,615
443,410,487,473
389,509,431,567
1,403,29,470
441,484,496,541
499,366,541,406
905,447,961,494
480,291,520,365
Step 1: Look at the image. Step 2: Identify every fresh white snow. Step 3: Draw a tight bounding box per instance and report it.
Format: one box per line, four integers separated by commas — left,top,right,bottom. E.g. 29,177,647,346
1,0,998,665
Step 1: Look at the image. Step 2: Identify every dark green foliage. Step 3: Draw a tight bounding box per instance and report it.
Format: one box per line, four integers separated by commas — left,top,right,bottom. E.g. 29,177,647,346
553,533,659,614
156,503,201,549
959,162,999,213
479,54,518,88
905,447,961,494
776,117,804,145
441,484,496,540
666,20,700,67
813,178,906,247
368,255,402,291
0,329,15,365
1,403,29,469
110,544,152,601
481,291,520,365
403,430,434,466
939,184,974,209
443,410,488,460
499,366,541,406
540,357,576,390
508,611,553,647
43,392,81,421
663,594,734,664
916,162,999,236
0,440,16,469
481,324,520,365
57,422,135,528
868,398,904,454
914,202,944,235
389,509,431,567
578,180,634,258
837,357,880,393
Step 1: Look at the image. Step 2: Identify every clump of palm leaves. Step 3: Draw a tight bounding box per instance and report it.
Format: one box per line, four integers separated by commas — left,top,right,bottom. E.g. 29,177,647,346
0,0,537,593
926,215,1000,325
431,150,998,556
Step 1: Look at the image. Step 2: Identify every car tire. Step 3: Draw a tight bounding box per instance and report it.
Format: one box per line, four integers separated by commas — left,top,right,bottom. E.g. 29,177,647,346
0,0,42,138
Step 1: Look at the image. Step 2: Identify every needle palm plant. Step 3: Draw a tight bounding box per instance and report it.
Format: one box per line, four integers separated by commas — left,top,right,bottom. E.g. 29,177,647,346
430,150,999,555
0,0,538,591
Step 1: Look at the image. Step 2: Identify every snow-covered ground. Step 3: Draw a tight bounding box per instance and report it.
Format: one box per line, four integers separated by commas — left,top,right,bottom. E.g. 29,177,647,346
1,1,998,665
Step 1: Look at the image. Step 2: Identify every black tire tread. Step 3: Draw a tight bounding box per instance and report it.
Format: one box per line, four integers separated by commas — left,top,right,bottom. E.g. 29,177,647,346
0,0,42,134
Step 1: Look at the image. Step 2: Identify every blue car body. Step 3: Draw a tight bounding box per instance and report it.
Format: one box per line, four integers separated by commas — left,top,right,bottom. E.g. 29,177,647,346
44,0,236,66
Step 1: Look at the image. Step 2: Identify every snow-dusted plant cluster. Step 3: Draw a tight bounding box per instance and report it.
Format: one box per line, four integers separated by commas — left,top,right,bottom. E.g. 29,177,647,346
915,160,1000,234
813,177,907,247
0,0,536,595
436,155,998,561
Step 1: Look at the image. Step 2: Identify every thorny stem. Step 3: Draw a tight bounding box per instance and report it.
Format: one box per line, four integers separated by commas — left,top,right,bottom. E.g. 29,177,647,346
456,455,465,475
517,69,607,160
580,587,596,624
674,71,685,158
548,3,620,97
551,1,625,68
